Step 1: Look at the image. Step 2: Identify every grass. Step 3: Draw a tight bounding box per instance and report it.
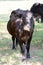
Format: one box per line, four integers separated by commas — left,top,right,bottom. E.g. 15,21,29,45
0,14,9,22
0,21,43,65
31,22,43,48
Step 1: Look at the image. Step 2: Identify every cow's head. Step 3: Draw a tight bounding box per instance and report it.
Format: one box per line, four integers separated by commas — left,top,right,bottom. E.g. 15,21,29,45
30,3,40,17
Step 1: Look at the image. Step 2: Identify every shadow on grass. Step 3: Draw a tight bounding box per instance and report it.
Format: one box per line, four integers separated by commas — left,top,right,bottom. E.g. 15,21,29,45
0,37,43,65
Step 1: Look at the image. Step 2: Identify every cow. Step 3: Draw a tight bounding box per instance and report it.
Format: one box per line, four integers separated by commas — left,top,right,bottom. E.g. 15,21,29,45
7,9,34,59
30,3,43,23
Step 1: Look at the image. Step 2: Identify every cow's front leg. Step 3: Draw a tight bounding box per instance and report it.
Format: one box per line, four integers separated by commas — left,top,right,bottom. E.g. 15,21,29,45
19,41,25,55
26,42,30,58
26,36,32,59
19,41,26,61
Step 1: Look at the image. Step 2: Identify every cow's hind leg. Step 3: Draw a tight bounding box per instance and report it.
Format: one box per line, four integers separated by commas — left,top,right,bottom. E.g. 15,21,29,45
41,16,43,23
16,38,19,47
12,36,16,49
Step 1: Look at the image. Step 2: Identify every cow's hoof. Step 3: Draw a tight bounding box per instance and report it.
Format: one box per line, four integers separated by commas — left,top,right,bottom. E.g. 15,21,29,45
22,58,26,62
26,53,30,59
21,49,25,56
21,54,26,62
12,47,16,50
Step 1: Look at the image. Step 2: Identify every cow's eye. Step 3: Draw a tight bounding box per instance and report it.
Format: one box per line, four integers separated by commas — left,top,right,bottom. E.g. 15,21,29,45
17,14,22,18
19,14,22,18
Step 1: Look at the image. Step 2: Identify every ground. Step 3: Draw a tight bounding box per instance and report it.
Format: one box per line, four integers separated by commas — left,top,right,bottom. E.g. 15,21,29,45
0,21,43,65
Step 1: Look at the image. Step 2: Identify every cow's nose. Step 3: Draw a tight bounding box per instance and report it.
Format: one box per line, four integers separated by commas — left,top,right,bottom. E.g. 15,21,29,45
23,25,30,32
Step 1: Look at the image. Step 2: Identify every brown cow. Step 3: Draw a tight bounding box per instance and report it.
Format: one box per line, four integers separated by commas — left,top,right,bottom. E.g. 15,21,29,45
7,9,34,59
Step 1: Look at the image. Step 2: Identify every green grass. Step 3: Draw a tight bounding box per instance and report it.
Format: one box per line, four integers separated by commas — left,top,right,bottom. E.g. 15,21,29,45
0,14,9,22
0,21,43,65
31,22,43,48
32,30,43,48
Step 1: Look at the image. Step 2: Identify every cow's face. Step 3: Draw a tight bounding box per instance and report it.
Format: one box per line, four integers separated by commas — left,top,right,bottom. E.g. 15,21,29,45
21,12,34,42
23,12,34,32
31,3,40,17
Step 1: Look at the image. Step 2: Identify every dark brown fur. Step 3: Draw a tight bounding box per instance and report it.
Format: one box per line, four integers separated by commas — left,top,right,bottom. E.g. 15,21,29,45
7,9,34,59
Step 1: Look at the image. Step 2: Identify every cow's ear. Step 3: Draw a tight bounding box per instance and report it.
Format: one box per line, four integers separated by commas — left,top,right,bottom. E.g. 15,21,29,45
35,3,40,6
10,11,16,19
11,10,16,14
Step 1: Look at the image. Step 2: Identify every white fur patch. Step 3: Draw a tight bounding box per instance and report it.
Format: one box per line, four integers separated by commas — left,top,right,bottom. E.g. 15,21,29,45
23,25,30,31
26,12,32,19
16,18,22,23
